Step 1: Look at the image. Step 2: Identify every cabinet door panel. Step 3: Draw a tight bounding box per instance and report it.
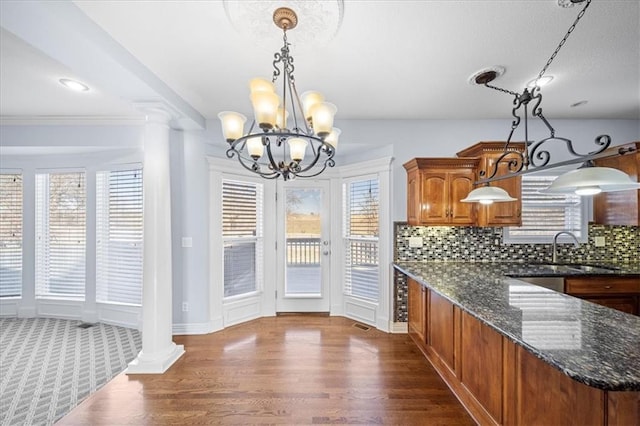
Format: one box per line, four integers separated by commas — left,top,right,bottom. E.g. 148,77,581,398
449,171,476,224
460,312,503,423
420,173,448,224
429,292,455,371
516,346,604,425
408,278,427,345
594,146,639,226
486,157,521,225
406,171,419,226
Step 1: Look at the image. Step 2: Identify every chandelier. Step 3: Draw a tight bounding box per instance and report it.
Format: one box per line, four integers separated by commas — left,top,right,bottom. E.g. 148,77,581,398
463,0,639,203
218,7,339,181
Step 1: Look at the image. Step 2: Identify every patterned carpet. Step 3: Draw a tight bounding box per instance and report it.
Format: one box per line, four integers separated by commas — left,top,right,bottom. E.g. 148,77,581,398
0,317,142,426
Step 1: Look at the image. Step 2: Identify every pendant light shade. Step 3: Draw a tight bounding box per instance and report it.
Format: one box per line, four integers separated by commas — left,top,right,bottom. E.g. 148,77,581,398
541,166,640,195
461,186,517,205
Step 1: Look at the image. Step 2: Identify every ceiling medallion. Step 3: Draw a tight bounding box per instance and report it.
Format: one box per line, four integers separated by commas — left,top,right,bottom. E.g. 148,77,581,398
223,0,344,51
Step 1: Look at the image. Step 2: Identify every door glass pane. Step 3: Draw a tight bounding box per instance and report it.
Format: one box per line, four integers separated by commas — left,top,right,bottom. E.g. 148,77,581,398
285,188,321,296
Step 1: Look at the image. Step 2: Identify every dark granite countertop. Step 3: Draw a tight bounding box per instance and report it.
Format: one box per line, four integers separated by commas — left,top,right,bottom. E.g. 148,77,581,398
393,261,640,391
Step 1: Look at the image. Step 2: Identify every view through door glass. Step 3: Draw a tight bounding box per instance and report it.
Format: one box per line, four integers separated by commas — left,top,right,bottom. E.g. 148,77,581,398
285,188,322,297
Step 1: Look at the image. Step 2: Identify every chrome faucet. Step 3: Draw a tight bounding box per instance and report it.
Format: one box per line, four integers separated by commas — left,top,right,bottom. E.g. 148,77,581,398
552,231,580,264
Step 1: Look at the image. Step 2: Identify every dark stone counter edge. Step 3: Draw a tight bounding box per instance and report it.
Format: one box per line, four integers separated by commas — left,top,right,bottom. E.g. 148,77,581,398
393,263,640,392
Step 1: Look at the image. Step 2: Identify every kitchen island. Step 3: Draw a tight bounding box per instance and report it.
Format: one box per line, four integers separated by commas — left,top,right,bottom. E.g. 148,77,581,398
394,261,640,426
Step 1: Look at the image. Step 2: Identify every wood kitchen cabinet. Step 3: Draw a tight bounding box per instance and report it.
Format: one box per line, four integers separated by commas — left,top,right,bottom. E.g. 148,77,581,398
456,141,525,226
459,311,503,424
428,291,456,373
593,141,639,226
407,278,427,347
402,270,640,425
565,276,640,315
403,158,479,226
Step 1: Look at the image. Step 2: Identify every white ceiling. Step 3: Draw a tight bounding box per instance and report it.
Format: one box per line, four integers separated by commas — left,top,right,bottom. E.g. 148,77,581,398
0,0,638,126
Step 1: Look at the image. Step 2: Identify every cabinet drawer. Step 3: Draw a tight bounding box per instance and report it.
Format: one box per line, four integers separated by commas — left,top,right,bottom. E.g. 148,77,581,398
565,277,640,295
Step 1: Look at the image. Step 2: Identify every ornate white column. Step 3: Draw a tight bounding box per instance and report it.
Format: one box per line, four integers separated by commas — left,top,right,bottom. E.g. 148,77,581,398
127,106,184,373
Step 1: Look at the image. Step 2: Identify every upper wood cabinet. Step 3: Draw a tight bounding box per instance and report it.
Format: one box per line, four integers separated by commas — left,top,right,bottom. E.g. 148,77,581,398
403,158,479,226
593,141,640,226
456,141,525,226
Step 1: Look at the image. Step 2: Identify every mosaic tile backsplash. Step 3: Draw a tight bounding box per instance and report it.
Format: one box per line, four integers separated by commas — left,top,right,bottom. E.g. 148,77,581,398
393,223,639,322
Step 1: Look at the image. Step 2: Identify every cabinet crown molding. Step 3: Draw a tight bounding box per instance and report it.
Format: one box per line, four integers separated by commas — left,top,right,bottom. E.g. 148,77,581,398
403,157,480,172
456,141,526,157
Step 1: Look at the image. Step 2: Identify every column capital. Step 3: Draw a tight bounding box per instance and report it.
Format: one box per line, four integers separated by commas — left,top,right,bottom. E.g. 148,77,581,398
133,100,181,126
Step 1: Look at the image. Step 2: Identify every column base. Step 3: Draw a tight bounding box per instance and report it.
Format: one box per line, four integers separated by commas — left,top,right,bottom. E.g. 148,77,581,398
125,342,185,374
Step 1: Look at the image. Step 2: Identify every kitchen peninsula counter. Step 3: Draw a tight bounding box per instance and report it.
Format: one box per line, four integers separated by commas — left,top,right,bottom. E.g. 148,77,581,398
394,261,640,425
394,261,640,390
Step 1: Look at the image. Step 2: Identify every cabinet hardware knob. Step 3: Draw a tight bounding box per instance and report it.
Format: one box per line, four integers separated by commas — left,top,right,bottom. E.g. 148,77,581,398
604,285,612,289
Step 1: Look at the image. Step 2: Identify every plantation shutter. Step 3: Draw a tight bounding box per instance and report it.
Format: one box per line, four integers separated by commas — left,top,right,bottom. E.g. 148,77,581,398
343,178,379,301
96,168,143,305
0,173,23,297
505,175,585,242
222,179,263,298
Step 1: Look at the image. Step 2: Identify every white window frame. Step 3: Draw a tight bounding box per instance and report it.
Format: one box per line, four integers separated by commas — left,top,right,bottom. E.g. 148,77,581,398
342,175,380,303
0,170,23,298
221,178,264,300
96,166,143,306
503,172,589,244
35,170,87,300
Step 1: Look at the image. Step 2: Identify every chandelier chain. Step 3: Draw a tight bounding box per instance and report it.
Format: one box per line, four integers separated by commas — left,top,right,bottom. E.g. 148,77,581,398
483,82,520,97
536,0,592,83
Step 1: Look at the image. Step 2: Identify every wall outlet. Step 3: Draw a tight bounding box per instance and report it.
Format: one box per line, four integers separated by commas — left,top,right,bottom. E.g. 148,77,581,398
594,236,606,247
409,236,423,248
182,302,189,312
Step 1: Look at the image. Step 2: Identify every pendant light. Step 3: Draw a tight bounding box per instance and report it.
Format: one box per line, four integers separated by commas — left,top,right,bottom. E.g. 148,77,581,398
461,185,517,205
540,163,640,195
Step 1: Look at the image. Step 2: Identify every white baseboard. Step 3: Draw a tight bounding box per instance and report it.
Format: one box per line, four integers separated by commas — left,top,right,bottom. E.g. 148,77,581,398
390,322,408,334
125,343,185,374
173,320,220,335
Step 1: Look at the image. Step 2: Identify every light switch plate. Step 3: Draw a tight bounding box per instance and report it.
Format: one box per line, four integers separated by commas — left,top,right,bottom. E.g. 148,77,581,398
409,236,423,248
181,237,193,248
594,236,605,247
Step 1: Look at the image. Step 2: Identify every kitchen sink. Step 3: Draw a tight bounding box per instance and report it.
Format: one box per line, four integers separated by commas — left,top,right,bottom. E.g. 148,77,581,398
564,264,618,273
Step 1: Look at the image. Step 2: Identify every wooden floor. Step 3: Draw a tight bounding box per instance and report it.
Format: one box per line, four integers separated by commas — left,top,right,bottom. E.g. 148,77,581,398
56,316,475,425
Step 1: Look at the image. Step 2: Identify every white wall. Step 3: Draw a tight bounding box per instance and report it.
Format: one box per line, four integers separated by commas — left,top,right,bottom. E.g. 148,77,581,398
169,129,211,333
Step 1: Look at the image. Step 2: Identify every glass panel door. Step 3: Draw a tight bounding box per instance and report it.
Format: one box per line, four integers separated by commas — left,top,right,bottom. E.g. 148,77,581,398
277,180,330,313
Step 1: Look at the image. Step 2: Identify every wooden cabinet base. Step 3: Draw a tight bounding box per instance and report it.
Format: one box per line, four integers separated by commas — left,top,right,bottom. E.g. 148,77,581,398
409,287,640,426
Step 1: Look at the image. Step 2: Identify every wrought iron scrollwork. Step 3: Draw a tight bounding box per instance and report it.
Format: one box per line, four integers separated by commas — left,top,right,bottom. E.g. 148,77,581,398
226,131,336,181
472,0,628,184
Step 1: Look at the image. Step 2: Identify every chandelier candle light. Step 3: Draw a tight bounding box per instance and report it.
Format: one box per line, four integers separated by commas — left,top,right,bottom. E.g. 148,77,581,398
219,7,340,181
463,0,639,203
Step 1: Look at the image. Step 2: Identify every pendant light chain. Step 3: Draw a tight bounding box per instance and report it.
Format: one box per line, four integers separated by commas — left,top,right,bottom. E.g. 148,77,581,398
483,0,592,96
535,0,592,85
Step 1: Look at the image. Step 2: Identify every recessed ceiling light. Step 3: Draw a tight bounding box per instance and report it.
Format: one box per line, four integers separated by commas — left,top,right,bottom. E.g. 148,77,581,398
59,78,90,92
526,75,554,88
570,100,588,108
